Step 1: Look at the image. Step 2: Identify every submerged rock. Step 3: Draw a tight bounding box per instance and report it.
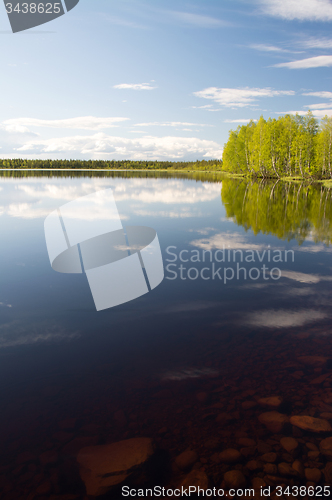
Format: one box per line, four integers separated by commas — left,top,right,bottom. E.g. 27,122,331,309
77,437,154,497
297,356,328,367
257,396,283,409
175,450,198,471
323,462,332,484
280,437,299,455
223,470,246,489
258,411,289,433
261,452,277,463
278,462,298,477
219,449,242,464
179,470,209,490
290,415,332,433
305,468,322,483
292,459,305,478
319,437,332,459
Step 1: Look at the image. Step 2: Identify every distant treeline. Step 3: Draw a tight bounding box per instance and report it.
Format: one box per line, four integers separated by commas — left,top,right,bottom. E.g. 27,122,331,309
0,158,222,171
222,112,332,179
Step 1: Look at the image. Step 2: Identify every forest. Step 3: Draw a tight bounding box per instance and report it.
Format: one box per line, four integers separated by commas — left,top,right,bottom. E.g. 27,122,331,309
221,177,332,245
0,158,222,171
222,112,332,179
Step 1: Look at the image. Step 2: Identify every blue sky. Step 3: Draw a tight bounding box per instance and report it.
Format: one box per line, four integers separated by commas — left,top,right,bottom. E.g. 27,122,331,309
1,0,332,161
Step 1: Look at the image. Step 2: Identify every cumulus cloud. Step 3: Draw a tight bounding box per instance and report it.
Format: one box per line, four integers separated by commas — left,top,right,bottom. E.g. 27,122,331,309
302,91,332,99
194,87,294,108
259,0,332,21
304,103,332,109
310,109,332,118
2,116,129,131
274,55,332,69
1,123,31,134
113,83,157,90
16,133,223,160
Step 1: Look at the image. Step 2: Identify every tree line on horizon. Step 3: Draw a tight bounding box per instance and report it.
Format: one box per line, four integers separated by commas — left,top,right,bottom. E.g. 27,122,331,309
222,112,332,179
0,158,222,171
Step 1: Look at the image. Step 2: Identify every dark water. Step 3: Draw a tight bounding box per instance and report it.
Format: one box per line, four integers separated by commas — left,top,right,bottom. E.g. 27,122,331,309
0,171,332,498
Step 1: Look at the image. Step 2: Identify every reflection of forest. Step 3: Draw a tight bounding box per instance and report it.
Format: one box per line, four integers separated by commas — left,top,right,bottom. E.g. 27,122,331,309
0,170,224,184
221,178,332,245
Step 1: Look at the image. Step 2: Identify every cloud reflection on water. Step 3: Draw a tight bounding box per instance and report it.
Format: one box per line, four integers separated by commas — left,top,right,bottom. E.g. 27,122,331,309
0,178,222,219
0,321,80,349
245,309,328,329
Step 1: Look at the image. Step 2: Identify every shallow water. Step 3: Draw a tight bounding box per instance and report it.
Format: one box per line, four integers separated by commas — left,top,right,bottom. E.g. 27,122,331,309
0,171,332,498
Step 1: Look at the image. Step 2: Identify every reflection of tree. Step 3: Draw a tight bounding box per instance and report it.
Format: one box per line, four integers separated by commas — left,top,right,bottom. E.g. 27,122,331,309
0,170,225,184
221,178,332,245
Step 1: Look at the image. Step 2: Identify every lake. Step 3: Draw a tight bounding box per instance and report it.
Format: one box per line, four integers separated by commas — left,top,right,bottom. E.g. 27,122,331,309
0,171,332,498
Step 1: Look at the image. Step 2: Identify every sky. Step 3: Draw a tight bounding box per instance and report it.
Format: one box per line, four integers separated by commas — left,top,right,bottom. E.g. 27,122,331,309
1,0,332,161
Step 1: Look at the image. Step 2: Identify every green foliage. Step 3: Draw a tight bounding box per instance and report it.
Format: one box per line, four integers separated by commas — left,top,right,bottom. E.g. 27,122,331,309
221,177,332,245
0,158,223,171
222,111,332,179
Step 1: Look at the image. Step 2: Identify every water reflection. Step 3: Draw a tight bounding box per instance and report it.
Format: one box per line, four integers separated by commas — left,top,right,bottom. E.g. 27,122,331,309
0,172,332,498
221,178,332,246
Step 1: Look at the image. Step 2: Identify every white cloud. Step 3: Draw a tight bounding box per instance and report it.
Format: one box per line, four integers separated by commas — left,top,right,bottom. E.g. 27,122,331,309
191,105,214,109
2,116,129,131
278,109,332,117
194,87,294,108
301,37,332,49
249,43,291,53
168,11,228,28
134,121,212,127
274,55,332,69
113,83,157,90
245,309,328,328
259,0,332,21
16,133,223,160
1,123,30,134
304,103,332,109
303,91,332,99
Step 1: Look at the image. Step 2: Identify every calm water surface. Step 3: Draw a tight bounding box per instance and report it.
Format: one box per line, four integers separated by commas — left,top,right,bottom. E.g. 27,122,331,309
0,171,332,498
